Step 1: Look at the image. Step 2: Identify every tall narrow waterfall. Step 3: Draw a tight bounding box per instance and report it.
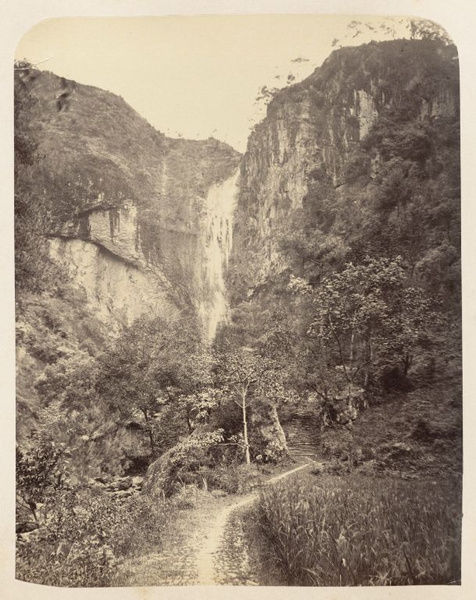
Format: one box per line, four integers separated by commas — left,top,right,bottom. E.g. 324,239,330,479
199,169,240,341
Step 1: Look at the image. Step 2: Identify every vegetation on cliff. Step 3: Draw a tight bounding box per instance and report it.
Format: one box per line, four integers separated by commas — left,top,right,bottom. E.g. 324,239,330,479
228,37,460,437
225,38,461,586
14,63,240,299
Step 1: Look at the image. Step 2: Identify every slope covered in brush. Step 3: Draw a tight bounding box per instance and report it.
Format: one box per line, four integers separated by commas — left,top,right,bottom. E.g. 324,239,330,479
15,65,240,298
230,39,459,305
227,38,460,472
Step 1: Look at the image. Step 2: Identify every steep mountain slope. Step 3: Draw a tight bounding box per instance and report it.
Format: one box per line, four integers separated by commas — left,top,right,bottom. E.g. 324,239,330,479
15,67,241,440
229,39,459,305
227,39,460,467
15,66,241,330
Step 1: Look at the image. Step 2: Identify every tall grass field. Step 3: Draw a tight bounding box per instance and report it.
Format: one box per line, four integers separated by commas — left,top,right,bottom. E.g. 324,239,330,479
252,473,461,586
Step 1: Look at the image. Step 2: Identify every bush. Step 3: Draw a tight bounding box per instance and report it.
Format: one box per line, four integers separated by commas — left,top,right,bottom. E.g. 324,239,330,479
252,473,461,586
17,488,122,586
201,463,262,495
111,493,172,558
16,486,173,587
17,425,172,587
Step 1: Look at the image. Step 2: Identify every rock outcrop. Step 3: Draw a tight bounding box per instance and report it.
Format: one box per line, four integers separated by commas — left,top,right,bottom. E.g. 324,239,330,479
249,401,288,462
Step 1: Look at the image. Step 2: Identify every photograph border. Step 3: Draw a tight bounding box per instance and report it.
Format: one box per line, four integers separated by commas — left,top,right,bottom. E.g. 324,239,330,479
2,1,475,598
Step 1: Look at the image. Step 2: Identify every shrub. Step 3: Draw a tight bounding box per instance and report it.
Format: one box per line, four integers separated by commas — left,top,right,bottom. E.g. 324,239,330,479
17,488,122,586
111,493,172,558
16,486,173,587
201,463,262,495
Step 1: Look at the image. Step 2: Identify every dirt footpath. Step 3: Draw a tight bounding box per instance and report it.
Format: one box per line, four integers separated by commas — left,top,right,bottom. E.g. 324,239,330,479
115,463,312,586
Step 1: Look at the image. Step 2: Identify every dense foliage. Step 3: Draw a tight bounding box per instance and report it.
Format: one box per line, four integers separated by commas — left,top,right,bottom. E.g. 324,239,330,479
14,62,65,295
228,38,460,430
17,480,176,587
252,473,461,585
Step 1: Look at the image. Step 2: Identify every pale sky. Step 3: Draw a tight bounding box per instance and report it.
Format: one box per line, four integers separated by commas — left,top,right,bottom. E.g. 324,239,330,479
16,15,418,152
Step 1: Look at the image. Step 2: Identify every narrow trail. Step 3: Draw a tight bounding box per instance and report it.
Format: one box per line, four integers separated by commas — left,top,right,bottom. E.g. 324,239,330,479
196,462,312,585
117,462,313,586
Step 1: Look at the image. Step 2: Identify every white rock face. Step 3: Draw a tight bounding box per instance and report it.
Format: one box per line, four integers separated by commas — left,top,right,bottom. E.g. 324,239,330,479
49,237,178,329
198,169,240,340
49,173,241,339
356,89,379,138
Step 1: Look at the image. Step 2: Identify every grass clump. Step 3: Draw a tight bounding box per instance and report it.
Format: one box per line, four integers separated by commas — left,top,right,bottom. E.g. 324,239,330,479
252,473,461,586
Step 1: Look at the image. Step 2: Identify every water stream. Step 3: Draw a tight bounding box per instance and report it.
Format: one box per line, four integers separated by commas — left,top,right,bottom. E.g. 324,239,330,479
199,168,240,341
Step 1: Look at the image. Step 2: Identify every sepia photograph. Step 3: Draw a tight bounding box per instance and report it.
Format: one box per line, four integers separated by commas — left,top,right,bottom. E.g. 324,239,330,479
10,6,465,592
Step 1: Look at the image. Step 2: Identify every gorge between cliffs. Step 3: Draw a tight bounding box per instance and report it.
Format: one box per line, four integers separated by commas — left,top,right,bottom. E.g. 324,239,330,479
15,30,462,589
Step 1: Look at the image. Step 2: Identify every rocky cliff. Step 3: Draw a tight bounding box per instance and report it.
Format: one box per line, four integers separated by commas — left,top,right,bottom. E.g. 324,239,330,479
12,38,463,538
229,39,459,303
16,68,241,336
17,39,459,338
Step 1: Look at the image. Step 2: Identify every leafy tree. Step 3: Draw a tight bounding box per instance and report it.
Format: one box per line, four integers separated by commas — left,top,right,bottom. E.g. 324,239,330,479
212,336,291,464
97,315,211,456
212,346,260,464
35,351,99,409
409,18,453,44
379,286,441,380
277,209,349,281
291,257,439,402
17,436,64,526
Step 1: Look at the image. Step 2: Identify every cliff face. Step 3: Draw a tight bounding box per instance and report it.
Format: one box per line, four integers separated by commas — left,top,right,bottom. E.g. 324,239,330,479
48,167,240,336
16,68,241,335
229,39,459,301
18,39,459,336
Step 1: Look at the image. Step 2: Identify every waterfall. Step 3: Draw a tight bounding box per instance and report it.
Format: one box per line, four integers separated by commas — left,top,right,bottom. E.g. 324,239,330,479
199,168,240,341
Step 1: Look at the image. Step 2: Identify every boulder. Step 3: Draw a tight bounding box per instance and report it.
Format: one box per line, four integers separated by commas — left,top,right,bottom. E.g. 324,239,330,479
249,401,288,462
142,446,181,497
143,431,224,497
116,477,133,490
